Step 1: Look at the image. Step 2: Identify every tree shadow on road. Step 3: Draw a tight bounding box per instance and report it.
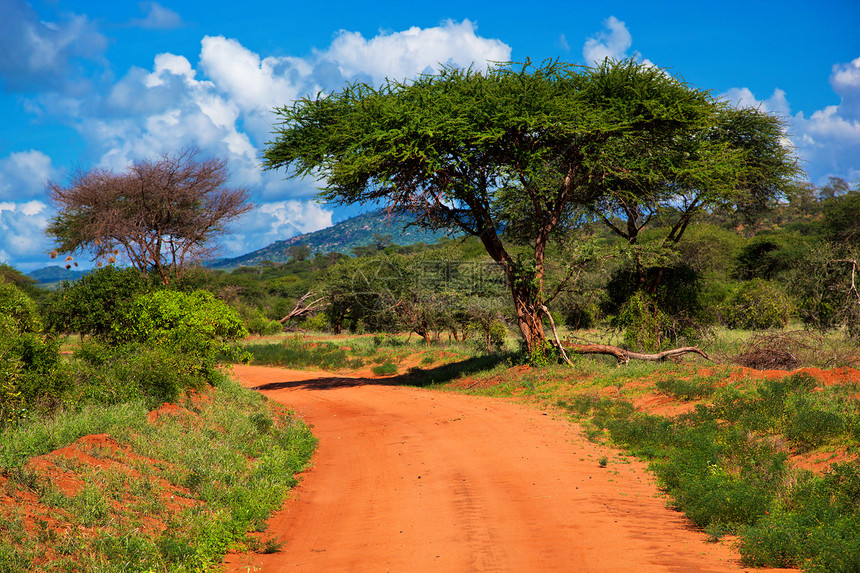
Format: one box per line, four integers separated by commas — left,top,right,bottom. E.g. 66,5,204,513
246,352,511,392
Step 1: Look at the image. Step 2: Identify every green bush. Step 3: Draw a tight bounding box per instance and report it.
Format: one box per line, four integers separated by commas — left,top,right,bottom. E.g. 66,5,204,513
655,377,716,401
784,397,844,452
118,290,250,380
487,320,508,351
43,266,149,341
300,313,329,332
371,361,398,376
243,337,364,370
0,282,41,333
71,341,204,408
738,464,860,570
723,279,793,330
240,305,282,336
0,283,68,425
617,291,668,351
605,263,708,349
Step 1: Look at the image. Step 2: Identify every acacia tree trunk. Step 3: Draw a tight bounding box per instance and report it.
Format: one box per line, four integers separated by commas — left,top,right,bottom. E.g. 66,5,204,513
510,280,547,355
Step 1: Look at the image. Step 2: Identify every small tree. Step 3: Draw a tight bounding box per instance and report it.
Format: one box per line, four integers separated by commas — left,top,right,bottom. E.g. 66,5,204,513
47,148,254,284
822,189,860,247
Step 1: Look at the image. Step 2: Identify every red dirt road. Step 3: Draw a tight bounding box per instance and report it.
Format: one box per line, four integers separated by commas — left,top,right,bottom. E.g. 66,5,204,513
223,365,775,572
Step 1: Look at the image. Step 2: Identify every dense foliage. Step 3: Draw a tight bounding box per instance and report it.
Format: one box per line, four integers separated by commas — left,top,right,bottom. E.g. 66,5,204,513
0,283,68,425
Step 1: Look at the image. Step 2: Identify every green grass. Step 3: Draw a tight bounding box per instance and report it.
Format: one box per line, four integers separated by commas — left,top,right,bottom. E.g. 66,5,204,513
654,376,716,401
0,374,316,572
239,333,485,375
371,361,398,375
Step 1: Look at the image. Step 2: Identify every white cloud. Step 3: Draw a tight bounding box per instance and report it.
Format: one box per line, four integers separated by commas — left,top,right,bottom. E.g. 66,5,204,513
793,57,860,184
0,150,62,200
130,2,183,30
558,34,570,52
583,16,631,66
721,87,791,117
831,56,860,119
724,58,860,184
0,200,53,269
322,20,511,83
221,200,333,256
0,0,106,92
0,19,513,267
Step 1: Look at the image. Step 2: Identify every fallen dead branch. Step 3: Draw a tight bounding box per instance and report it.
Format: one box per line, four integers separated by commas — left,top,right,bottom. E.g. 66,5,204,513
559,341,713,365
279,291,327,324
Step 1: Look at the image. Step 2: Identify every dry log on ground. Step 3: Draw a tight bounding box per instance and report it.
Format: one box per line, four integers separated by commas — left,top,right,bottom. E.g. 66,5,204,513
559,342,713,365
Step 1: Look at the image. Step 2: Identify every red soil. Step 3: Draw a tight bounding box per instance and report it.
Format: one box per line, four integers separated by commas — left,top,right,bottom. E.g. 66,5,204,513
223,364,792,573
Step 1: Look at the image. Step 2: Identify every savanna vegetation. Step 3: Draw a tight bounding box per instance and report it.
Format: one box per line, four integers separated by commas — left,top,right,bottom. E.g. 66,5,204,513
1,58,859,571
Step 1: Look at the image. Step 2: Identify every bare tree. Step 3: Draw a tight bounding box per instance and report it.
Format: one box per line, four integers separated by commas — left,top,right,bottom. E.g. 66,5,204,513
47,148,254,284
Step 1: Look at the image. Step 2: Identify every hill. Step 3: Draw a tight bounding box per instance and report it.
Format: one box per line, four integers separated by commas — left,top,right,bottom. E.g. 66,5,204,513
24,210,457,280
211,209,457,268
26,265,88,286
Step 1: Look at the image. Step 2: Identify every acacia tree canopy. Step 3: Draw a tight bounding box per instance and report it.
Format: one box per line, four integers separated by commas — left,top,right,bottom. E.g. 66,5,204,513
47,148,254,284
263,58,798,354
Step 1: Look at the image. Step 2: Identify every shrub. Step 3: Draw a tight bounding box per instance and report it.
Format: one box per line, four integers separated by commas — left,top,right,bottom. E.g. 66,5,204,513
605,263,708,349
43,266,149,340
784,396,844,452
791,243,860,336
655,377,716,401
723,279,793,330
371,361,398,376
0,283,68,425
118,290,250,380
300,313,329,332
238,304,282,336
617,291,668,351
71,341,203,408
0,282,41,333
242,337,364,370
487,320,508,351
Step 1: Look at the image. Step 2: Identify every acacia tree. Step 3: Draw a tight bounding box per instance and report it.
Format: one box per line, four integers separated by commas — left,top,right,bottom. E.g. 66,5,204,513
47,148,253,284
593,105,801,294
263,59,792,355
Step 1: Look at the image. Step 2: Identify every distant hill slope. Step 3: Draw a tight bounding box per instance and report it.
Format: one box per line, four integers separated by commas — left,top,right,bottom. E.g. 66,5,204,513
27,265,88,285
212,209,458,268
25,210,457,280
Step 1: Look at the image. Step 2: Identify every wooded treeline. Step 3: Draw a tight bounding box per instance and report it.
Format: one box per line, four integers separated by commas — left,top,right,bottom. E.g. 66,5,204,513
34,175,855,352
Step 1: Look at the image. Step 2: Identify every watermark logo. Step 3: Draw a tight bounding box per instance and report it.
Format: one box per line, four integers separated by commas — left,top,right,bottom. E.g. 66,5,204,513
350,259,507,311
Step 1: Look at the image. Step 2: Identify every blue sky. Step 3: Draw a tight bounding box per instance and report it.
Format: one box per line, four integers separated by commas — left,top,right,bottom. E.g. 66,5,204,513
1,0,858,271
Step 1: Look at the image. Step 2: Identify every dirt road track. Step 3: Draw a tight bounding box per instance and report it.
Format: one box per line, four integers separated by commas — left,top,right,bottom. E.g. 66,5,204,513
223,364,770,572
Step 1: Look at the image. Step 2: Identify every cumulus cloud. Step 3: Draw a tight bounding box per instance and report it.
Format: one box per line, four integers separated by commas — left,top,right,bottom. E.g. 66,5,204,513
721,87,791,117
583,16,631,66
130,2,183,30
581,16,657,70
0,150,62,200
322,20,511,83
71,20,510,178
0,200,53,269
830,57,860,119
222,200,333,256
724,57,860,184
0,0,106,92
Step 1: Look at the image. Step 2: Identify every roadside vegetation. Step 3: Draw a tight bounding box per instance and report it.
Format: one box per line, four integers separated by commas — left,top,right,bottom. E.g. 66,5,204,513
0,265,316,572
